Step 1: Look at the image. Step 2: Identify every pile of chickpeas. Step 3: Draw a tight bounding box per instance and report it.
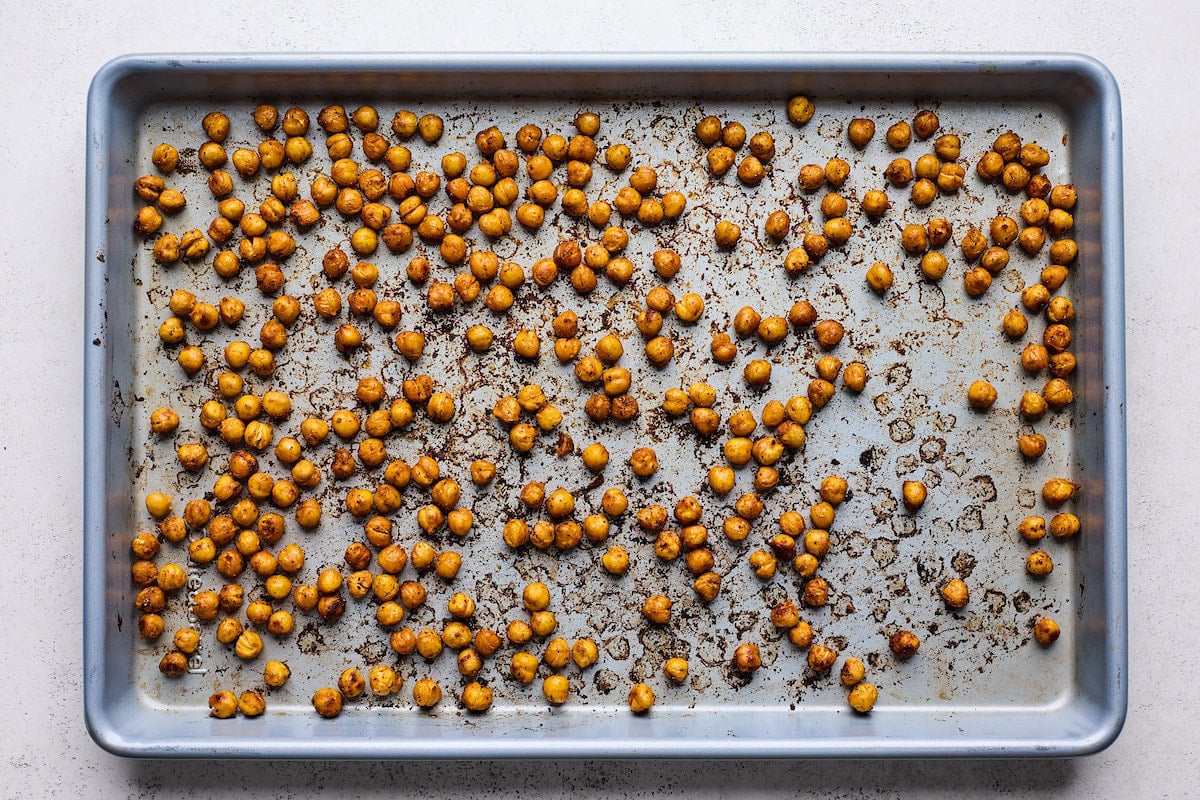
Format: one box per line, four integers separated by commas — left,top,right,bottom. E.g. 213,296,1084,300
130,92,1080,723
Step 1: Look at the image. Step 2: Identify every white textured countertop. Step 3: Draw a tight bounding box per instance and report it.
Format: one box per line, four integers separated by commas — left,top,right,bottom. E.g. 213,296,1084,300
1,0,1195,796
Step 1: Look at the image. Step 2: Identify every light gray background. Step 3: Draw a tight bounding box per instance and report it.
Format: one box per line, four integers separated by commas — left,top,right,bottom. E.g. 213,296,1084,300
0,0,1194,796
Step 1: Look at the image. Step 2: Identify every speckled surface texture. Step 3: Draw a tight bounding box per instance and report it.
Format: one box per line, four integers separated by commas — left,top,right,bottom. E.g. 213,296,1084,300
0,0,1195,796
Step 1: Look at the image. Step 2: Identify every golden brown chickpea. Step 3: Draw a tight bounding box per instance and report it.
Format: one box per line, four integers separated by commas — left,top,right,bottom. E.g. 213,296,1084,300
1033,617,1061,646
757,209,790,241
780,94,815,125
733,642,762,674
823,217,853,245
812,319,844,350
1019,433,1048,460
908,178,936,206
883,630,920,660
900,223,928,254
713,220,741,249
1048,512,1080,539
624,682,655,714
847,118,875,148
1026,550,1054,578
998,308,1029,340
967,380,998,410
1042,477,1080,507
629,447,659,479
884,120,912,149
1020,390,1049,421
854,190,889,220
543,637,572,670
864,261,895,293
1001,161,1031,193
795,163,825,192
737,156,765,185
835,361,865,393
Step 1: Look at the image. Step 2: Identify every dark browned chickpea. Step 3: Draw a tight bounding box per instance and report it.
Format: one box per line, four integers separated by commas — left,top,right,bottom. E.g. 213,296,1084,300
814,319,844,349
1044,323,1072,353
802,576,829,607
889,630,921,659
847,118,875,148
733,642,762,674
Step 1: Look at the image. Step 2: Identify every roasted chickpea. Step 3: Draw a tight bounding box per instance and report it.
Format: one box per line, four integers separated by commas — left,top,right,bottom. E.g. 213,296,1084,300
865,262,894,293
1034,617,1061,646
713,220,741,249
847,118,875,148
967,380,997,410
814,319,844,350
1026,550,1054,577
786,95,816,126
733,642,762,674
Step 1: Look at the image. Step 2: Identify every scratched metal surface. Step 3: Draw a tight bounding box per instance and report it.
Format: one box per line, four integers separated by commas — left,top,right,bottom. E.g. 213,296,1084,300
121,93,1079,724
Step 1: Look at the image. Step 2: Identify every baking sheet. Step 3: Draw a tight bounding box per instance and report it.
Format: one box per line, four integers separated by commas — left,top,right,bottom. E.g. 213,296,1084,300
84,53,1126,758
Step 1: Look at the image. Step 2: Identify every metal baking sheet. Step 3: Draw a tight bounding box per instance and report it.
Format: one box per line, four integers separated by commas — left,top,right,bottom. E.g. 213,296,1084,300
84,53,1126,758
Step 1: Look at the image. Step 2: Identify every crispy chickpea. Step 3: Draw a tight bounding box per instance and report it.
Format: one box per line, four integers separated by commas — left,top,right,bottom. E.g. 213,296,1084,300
786,95,816,126
939,577,971,609
1033,617,1061,646
865,261,894,293
628,682,655,714
847,118,875,148
743,359,772,388
887,630,920,660
807,378,835,409
713,221,741,249
733,642,762,674
1022,343,1050,373
841,683,877,714
967,380,997,410
641,595,673,625
900,480,928,512
1019,389,1049,421
599,545,630,576
1027,550,1054,577
1050,512,1081,539
337,671,366,702
812,319,843,350
1043,478,1080,507
311,687,343,719
1019,515,1048,542
1019,433,1048,459
509,651,539,685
